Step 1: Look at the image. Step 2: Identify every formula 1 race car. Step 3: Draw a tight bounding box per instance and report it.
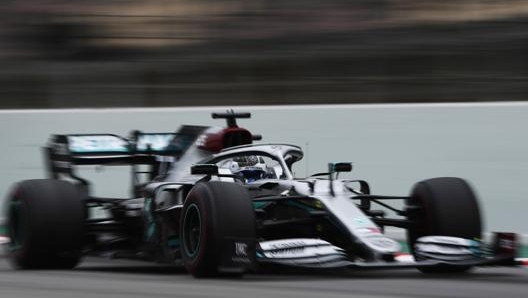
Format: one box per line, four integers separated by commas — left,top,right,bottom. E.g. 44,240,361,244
4,111,521,276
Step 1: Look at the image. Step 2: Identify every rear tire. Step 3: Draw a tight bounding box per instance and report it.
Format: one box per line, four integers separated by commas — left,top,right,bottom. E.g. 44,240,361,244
406,177,482,273
180,181,256,277
6,179,85,269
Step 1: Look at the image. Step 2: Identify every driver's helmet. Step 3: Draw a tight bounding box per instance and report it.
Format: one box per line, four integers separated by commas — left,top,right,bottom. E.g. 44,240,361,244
230,155,268,183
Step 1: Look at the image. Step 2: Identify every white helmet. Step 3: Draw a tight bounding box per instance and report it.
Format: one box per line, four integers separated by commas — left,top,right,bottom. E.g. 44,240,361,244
230,155,268,183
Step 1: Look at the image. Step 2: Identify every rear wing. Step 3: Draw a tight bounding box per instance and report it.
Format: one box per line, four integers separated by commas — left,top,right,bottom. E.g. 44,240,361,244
45,125,207,195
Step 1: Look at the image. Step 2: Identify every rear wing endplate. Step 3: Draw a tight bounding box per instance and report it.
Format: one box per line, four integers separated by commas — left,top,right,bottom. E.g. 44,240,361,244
45,125,207,179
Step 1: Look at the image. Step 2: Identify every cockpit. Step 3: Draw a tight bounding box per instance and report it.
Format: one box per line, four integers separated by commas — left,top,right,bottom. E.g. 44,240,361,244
216,154,283,183
201,144,303,183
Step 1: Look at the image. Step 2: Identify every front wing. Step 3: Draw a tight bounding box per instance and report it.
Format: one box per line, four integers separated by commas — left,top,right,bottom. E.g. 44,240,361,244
253,234,523,271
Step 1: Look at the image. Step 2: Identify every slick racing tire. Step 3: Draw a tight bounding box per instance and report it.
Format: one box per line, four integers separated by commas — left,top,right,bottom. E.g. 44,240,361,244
180,181,256,278
6,179,85,269
406,177,482,273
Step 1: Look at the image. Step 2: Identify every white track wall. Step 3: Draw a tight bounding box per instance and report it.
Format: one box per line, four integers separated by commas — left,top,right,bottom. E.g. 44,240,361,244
1,103,527,234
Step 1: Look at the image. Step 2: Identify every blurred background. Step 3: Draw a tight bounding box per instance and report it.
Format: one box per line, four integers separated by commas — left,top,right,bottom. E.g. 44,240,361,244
1,0,528,109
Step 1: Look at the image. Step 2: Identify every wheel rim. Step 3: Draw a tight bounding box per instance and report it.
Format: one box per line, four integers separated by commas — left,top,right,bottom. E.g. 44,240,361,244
182,203,201,257
8,200,25,251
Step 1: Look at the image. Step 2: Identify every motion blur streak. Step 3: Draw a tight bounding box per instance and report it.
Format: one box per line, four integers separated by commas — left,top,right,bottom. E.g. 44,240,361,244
0,0,528,108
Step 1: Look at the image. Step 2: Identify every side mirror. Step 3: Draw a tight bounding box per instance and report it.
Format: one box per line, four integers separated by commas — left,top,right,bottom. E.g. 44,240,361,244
332,162,352,173
190,164,219,175
328,162,353,175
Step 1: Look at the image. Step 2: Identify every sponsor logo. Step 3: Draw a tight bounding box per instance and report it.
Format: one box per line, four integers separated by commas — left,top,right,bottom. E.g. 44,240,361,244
431,237,462,245
369,237,397,249
136,134,174,151
259,238,332,251
267,247,305,257
415,243,472,255
357,227,381,234
232,242,251,264
261,245,344,259
68,136,128,152
235,242,248,257
417,236,477,247
268,241,307,250
365,236,400,252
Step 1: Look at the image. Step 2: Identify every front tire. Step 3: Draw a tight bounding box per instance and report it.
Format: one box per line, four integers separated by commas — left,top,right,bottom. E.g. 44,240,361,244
406,177,482,273
180,181,256,277
6,179,85,269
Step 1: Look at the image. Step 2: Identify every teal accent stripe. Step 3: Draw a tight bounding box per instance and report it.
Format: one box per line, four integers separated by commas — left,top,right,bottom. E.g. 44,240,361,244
252,201,268,209
398,241,409,253
0,225,5,236
168,237,180,248
522,246,528,258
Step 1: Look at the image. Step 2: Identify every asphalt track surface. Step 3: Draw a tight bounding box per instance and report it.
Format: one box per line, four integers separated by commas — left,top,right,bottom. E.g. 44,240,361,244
0,257,526,298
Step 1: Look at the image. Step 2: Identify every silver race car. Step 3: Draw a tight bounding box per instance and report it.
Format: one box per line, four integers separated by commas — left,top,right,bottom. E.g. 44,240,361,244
4,111,521,276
